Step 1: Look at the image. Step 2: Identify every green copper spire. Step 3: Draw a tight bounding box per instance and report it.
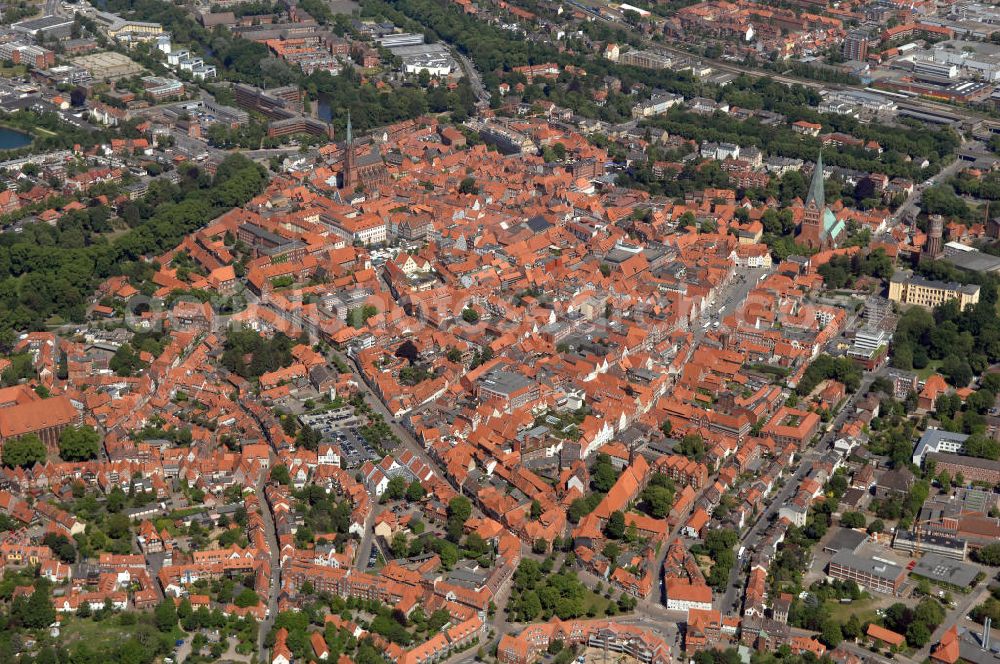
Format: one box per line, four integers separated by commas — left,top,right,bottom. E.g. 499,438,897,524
806,150,824,210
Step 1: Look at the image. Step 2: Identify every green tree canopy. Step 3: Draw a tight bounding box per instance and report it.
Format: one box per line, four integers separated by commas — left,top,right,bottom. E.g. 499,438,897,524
2,434,45,468
58,425,101,461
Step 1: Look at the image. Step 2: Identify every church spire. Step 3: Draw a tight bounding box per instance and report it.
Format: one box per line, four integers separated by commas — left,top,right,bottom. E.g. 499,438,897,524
806,150,825,210
346,110,352,144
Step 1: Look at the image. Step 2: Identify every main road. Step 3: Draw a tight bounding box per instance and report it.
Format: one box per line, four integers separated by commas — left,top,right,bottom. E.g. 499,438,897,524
888,148,973,227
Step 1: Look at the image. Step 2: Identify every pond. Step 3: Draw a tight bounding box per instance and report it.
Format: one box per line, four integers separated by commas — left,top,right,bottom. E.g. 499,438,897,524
0,127,32,150
317,95,333,123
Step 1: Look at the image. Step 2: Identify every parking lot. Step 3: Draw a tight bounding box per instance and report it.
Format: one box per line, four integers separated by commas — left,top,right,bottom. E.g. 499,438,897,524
300,407,378,467
337,427,379,468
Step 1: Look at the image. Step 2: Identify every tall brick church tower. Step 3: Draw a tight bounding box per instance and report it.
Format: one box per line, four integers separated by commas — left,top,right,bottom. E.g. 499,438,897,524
798,151,829,250
341,111,357,191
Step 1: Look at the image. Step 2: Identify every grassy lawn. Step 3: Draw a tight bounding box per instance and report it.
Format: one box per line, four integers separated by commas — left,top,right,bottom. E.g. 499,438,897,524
826,597,879,624
59,615,144,650
583,590,612,616
0,65,28,78
917,360,943,380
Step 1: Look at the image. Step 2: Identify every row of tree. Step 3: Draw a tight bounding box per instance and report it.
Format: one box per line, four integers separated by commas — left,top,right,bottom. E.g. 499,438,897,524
0,155,266,346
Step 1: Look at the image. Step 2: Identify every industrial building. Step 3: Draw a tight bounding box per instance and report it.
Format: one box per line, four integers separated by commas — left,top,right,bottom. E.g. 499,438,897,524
910,553,979,587
827,550,907,594
386,42,458,77
11,15,75,40
892,531,968,561
941,242,1000,274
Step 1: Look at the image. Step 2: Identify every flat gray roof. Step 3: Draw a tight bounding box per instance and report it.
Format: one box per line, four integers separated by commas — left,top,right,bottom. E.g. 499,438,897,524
12,14,74,30
480,370,533,395
942,247,1000,274
823,527,867,554
830,549,906,582
912,552,979,587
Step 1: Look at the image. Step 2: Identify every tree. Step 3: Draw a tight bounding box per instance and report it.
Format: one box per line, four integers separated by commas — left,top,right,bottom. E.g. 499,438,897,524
110,343,144,376
965,434,1000,461
981,373,1000,395
2,434,45,468
840,512,866,529
591,453,617,492
155,599,177,632
941,354,973,387
384,476,407,500
41,533,75,563
935,393,961,420
106,512,131,540
604,511,626,539
58,425,101,461
271,464,291,485
821,619,843,648
843,614,862,641
867,519,884,535
234,588,260,608
447,496,472,541
973,542,1000,566
675,434,707,461
13,586,56,629
458,177,478,194
461,307,480,324
641,484,674,518
966,389,995,415
465,532,489,557
906,621,931,648
530,500,542,520
405,481,426,502
520,591,542,621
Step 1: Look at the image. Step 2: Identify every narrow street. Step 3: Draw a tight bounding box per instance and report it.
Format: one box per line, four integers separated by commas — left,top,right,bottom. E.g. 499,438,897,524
354,503,380,570
719,446,823,613
256,478,282,655
720,365,883,613
337,349,453,484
